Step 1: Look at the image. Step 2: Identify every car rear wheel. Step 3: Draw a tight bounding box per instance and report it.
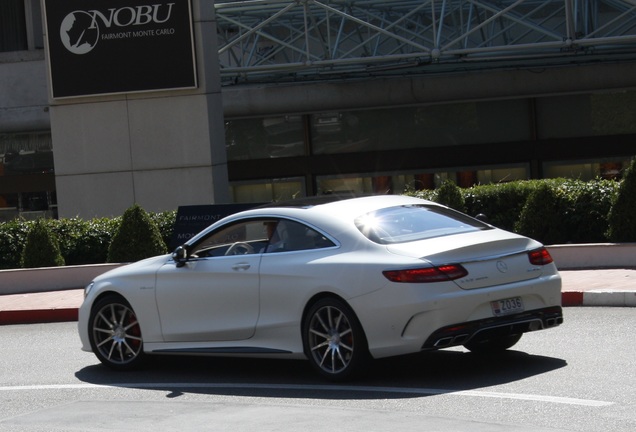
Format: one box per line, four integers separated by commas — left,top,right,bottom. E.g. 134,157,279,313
303,298,368,381
88,295,145,370
463,333,522,354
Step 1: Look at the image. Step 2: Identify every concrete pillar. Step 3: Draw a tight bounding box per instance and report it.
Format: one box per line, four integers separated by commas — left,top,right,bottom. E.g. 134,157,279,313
47,0,229,218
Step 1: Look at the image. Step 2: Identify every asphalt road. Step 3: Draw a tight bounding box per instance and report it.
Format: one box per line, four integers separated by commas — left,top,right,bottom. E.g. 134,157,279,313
1,308,634,432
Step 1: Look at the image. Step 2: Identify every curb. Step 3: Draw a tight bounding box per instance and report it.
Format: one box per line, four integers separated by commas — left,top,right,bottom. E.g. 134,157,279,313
561,291,636,307
561,292,584,307
0,308,78,325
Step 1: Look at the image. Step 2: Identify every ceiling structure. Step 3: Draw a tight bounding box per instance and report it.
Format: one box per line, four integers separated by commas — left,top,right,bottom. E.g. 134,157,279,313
214,0,636,84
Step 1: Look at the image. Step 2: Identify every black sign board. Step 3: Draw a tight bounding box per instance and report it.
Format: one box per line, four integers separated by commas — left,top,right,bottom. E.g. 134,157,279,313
170,204,263,249
43,0,197,98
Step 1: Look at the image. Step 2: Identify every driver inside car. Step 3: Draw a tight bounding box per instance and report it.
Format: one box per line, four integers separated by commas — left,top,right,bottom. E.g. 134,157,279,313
263,221,287,253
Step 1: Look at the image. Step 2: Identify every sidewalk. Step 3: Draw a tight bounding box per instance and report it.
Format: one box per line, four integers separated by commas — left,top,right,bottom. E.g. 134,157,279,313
0,269,635,325
560,269,636,307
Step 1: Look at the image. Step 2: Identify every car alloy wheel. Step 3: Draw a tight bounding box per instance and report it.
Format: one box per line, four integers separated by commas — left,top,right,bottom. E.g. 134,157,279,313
303,298,368,381
89,295,144,370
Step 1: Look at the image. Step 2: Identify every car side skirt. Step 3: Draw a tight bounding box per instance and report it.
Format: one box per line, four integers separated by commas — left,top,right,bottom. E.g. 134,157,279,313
150,347,292,355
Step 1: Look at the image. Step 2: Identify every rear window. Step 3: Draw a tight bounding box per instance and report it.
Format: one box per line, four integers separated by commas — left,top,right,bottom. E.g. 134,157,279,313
354,204,492,244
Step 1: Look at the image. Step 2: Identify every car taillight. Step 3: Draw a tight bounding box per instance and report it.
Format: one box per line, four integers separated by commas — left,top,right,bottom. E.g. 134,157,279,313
383,264,468,283
528,247,554,265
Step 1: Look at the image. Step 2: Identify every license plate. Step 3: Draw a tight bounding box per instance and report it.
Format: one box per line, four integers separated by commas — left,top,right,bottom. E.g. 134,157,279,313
491,296,524,316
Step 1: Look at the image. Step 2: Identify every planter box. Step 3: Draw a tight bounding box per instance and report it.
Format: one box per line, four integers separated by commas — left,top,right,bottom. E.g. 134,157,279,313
0,264,121,295
548,243,636,270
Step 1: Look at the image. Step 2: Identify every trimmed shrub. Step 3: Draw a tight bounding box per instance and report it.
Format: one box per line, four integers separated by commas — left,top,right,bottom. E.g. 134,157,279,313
0,219,30,270
148,210,177,250
20,219,65,268
607,158,636,242
107,204,168,263
515,183,568,244
52,217,120,265
433,180,465,212
464,181,540,231
559,178,619,243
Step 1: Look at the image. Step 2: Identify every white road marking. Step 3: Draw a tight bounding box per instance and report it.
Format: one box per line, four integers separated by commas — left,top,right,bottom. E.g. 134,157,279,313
0,382,613,407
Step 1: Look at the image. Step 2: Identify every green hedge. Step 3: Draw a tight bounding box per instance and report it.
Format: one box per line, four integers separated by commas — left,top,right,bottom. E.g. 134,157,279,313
0,177,630,269
0,210,176,270
0,219,32,270
407,177,621,245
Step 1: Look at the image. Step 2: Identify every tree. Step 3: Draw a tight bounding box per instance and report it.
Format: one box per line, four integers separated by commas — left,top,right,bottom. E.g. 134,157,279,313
21,219,65,268
607,158,636,242
515,183,567,244
107,204,168,263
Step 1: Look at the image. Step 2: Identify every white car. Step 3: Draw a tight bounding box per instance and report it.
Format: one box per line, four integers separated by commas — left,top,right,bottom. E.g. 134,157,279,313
78,195,563,380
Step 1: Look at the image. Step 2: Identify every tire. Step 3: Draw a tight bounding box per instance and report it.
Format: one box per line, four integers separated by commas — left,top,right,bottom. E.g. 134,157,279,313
303,297,369,381
463,333,522,354
88,295,145,370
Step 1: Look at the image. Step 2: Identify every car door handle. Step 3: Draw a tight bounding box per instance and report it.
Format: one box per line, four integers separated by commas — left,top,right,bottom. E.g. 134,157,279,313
232,263,251,271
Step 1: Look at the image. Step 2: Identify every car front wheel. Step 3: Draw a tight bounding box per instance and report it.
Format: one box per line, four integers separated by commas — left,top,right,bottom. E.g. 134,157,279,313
303,297,368,381
88,295,145,370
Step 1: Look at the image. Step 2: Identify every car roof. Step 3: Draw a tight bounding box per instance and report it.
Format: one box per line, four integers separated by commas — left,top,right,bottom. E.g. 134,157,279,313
305,194,430,216
187,195,437,246
238,194,434,222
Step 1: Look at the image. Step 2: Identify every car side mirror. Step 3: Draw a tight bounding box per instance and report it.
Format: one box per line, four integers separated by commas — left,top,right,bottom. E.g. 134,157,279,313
172,245,188,268
475,213,489,223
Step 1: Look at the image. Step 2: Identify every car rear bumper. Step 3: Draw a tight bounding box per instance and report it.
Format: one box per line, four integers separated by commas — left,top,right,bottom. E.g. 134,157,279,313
421,305,563,350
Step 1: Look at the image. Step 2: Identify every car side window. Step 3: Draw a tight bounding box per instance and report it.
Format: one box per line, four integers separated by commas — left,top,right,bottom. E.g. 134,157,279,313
264,220,335,253
190,219,272,257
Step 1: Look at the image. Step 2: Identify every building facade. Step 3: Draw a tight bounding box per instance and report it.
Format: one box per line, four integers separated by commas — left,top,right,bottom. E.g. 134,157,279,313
1,0,636,219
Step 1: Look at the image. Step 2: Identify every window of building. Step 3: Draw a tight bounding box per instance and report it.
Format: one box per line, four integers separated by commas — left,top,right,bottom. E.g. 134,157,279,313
0,132,53,175
316,175,378,196
226,96,634,203
226,116,305,161
314,165,530,198
311,100,530,155
590,92,636,136
231,177,305,203
477,165,529,184
536,91,636,139
0,0,28,52
543,158,631,181
228,100,532,163
0,132,56,220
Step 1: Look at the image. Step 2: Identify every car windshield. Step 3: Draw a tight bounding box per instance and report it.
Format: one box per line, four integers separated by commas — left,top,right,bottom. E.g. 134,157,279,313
354,204,492,244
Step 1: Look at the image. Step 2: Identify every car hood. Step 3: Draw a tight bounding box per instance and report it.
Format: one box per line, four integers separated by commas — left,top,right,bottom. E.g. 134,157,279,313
93,254,172,282
386,229,547,289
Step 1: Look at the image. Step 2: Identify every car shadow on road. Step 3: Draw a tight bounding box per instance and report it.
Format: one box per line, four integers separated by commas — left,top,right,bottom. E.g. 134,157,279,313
75,348,567,400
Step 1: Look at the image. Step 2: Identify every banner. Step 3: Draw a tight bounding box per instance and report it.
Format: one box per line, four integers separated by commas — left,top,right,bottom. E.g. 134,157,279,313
44,0,197,98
